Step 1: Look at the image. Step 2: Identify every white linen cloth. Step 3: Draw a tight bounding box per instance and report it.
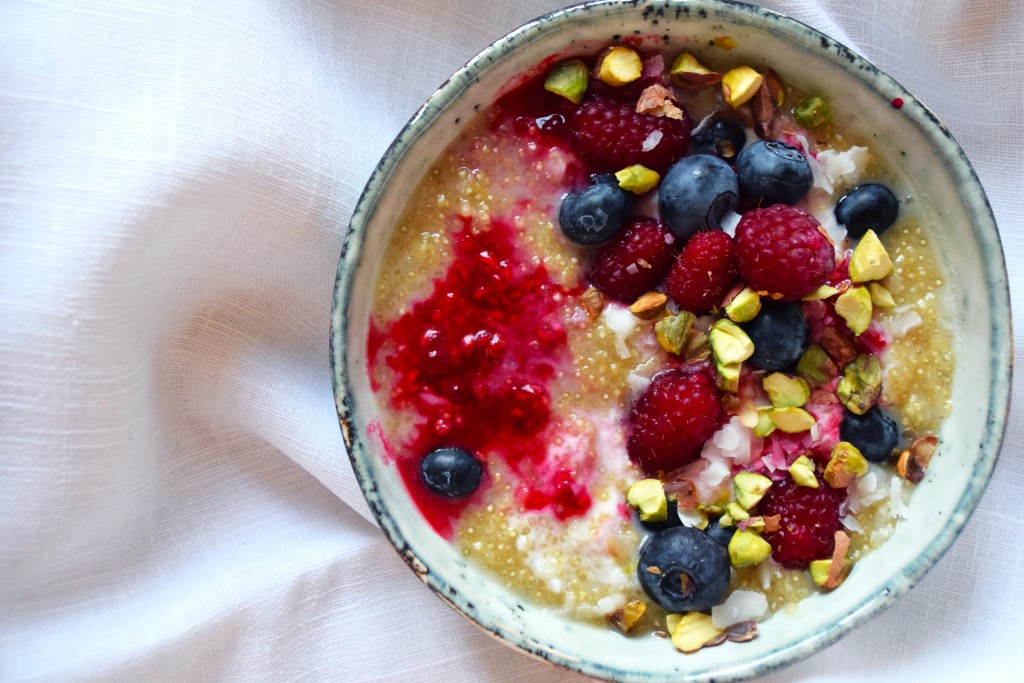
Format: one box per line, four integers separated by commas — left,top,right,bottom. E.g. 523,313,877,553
1,0,1021,680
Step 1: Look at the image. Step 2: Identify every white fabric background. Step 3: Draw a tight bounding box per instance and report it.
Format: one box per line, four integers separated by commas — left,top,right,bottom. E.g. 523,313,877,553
1,0,1020,680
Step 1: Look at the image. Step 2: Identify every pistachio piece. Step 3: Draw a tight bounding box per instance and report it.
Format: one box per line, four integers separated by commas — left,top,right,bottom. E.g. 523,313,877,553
818,326,859,369
769,407,816,433
544,59,590,104
655,310,696,356
608,600,647,634
670,612,727,653
710,319,754,393
728,529,772,568
636,84,684,120
763,373,810,408
794,96,832,129
796,344,838,387
896,434,938,484
722,66,763,108
714,36,737,50
824,441,869,488
752,406,776,437
811,531,852,589
669,51,722,88
580,287,605,320
596,46,642,86
726,620,759,643
629,291,668,319
849,229,893,282
725,500,749,522
684,328,711,363
734,472,772,509
834,285,873,335
788,454,818,488
627,479,668,522
836,354,882,415
751,68,783,138
801,284,840,301
868,282,896,309
615,164,661,195
725,287,762,323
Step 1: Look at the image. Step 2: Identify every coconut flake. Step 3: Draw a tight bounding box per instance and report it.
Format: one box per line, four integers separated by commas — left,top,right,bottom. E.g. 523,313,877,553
711,590,769,629
807,151,834,195
719,210,742,237
641,130,663,152
819,146,869,188
889,475,909,519
840,514,864,534
597,594,625,614
690,110,717,136
887,307,923,337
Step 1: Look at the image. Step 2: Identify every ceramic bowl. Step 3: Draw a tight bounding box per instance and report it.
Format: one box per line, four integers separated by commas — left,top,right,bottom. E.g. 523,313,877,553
331,1,1012,680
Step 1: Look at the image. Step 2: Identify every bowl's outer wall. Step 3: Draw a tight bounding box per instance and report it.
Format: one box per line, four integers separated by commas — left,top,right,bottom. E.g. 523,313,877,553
330,1,1012,681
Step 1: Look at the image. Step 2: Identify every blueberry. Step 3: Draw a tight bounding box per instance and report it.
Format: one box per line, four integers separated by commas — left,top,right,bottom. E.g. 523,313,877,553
705,521,735,549
736,140,813,205
658,154,739,240
559,174,634,245
640,498,683,532
835,183,899,238
692,119,747,160
840,407,900,462
420,447,483,497
742,300,810,372
637,525,730,612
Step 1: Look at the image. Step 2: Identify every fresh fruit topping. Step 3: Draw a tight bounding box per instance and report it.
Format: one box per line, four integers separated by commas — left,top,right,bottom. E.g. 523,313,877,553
607,600,647,634
836,354,882,415
824,441,869,488
559,174,635,245
596,46,643,86
721,66,762,107
669,51,722,88
839,407,900,462
615,164,661,194
691,118,746,159
895,434,938,484
658,154,739,240
794,96,832,129
669,612,726,653
724,287,761,323
796,344,838,387
763,373,810,408
628,370,722,475
736,140,813,205
637,526,731,612
636,84,684,120
569,92,691,174
728,529,772,567
709,319,754,392
751,69,783,138
788,454,818,487
629,291,669,319
733,472,772,509
705,521,736,548
588,218,676,302
848,229,893,282
655,309,696,355
665,229,738,314
835,183,899,238
834,285,872,335
758,476,845,569
734,205,835,300
627,478,669,522
742,300,810,372
544,59,589,104
420,447,483,498
769,406,816,433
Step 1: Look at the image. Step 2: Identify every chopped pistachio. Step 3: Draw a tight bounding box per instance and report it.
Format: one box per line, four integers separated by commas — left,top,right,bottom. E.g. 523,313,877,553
896,434,938,484
608,600,647,634
794,96,832,129
543,59,589,104
580,287,605,320
629,291,668,319
655,310,696,356
788,454,818,487
670,612,726,653
769,407,816,433
684,328,711,363
810,559,836,587
715,361,742,394
734,472,772,509
763,373,810,408
728,529,772,568
725,287,761,322
710,319,754,393
753,406,776,437
669,51,722,88
849,229,893,282
824,441,869,488
714,36,737,50
801,284,840,301
726,500,750,522
796,344,838,387
627,479,668,522
868,282,896,309
722,66,762,108
665,612,682,634
836,354,882,415
834,285,873,335
616,164,661,194
596,46,642,86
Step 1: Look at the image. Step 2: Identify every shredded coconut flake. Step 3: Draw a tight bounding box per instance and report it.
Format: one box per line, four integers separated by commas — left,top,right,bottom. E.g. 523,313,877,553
712,590,769,629
641,130,663,152
887,307,923,337
841,514,864,534
720,210,742,237
889,475,909,519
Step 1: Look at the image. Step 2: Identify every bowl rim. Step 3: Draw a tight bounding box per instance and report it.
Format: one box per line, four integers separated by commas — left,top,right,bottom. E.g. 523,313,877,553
330,1,1013,680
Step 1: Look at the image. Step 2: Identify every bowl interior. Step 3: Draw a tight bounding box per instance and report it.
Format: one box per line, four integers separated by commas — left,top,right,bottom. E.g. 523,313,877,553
331,1,1011,680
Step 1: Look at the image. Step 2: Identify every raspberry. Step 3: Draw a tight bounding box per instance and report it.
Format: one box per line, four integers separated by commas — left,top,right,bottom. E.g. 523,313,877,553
569,93,691,174
628,370,722,476
588,219,676,303
757,476,846,569
734,205,835,300
665,230,738,314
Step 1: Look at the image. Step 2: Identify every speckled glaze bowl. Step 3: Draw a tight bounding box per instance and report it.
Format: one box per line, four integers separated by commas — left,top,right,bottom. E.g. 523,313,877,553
331,1,1012,680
